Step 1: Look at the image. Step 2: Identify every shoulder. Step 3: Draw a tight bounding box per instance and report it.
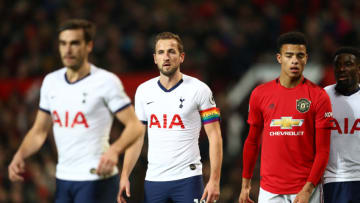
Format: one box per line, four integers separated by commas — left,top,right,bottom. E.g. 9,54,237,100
251,79,276,96
183,74,211,91
304,79,329,96
137,76,160,92
324,84,336,94
42,67,66,85
91,65,119,81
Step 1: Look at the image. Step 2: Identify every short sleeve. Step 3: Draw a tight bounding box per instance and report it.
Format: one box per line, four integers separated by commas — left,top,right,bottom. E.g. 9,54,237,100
134,85,147,124
315,90,333,128
39,76,51,114
197,83,220,124
247,88,263,126
103,74,131,113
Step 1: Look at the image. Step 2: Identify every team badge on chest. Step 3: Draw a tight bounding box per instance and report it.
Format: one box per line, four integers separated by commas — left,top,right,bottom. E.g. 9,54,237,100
296,98,311,113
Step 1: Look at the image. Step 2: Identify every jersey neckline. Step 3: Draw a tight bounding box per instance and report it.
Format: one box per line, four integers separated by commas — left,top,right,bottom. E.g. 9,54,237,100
275,77,306,90
64,67,92,85
157,78,184,92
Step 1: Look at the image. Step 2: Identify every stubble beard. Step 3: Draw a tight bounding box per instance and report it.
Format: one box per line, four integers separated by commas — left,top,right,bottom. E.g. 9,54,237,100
158,65,178,77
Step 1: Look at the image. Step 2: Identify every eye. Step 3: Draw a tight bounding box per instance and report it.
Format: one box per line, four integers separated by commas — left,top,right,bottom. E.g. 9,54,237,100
297,54,305,59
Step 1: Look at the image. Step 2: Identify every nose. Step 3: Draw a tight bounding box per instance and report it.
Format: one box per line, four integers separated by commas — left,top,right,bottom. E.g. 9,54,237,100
163,52,170,60
336,64,345,72
291,56,299,64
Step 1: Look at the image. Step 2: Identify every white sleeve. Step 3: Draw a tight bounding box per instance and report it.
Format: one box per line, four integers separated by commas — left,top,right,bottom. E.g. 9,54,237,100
39,76,51,113
196,83,221,124
134,85,147,123
196,83,217,111
104,74,131,113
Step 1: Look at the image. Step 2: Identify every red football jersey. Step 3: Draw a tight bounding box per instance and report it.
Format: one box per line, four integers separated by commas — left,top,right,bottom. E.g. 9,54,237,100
247,78,332,194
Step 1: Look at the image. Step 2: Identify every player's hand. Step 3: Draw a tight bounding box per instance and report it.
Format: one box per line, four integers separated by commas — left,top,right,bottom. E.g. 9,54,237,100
117,176,131,203
200,180,220,203
96,147,118,176
238,187,254,203
293,189,311,203
8,154,26,182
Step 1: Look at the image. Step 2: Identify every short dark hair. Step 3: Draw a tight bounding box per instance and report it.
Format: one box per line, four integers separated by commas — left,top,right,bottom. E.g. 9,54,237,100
154,32,184,53
277,31,308,53
333,47,360,63
58,19,96,43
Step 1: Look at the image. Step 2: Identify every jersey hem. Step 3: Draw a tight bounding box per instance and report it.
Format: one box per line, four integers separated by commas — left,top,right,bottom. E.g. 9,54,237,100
145,172,202,182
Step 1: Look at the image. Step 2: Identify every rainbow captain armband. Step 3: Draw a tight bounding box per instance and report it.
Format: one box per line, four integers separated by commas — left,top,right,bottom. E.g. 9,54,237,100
200,107,221,124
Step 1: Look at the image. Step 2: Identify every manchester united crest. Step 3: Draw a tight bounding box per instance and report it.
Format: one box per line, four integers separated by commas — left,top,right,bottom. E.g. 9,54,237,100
296,98,311,113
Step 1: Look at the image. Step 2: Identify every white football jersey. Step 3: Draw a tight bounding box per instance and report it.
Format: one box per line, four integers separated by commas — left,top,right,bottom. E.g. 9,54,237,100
135,74,220,181
39,65,131,181
324,84,360,183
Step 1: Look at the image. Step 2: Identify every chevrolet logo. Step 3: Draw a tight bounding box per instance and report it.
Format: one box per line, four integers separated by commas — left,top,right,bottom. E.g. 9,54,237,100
270,117,304,129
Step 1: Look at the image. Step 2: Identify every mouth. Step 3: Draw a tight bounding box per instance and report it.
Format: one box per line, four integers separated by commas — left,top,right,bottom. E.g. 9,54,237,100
337,75,348,81
290,66,300,73
163,63,171,67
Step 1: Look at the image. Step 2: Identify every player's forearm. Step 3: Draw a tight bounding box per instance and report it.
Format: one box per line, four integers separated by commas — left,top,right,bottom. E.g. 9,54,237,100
300,182,315,194
16,128,48,159
241,177,252,189
307,128,330,185
111,121,145,155
121,133,144,179
242,125,262,178
208,131,223,183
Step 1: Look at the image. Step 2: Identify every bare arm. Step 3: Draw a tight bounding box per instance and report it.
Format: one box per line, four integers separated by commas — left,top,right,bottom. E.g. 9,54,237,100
201,121,223,203
117,124,145,203
96,105,145,176
8,110,52,181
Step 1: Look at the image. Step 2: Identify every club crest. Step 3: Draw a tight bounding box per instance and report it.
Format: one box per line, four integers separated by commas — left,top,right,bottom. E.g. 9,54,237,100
296,98,311,113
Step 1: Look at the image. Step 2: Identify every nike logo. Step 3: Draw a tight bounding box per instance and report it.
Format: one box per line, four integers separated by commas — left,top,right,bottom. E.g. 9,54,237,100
146,101,154,105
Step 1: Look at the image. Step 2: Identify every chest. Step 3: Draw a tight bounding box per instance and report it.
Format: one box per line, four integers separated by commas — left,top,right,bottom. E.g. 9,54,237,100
260,90,314,122
142,88,199,125
46,82,105,115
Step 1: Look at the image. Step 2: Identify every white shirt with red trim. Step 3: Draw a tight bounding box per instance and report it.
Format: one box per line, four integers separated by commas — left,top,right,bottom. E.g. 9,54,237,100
135,74,220,181
39,65,131,181
324,84,360,184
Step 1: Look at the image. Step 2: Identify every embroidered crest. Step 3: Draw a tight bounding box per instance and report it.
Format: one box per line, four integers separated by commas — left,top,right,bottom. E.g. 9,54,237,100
296,98,311,113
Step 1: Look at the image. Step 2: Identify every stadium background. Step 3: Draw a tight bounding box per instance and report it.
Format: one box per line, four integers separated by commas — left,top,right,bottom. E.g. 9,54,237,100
0,0,359,202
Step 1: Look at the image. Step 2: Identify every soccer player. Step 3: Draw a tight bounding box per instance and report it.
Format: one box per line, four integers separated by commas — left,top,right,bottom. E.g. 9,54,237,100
323,47,360,203
117,32,223,203
8,19,145,203
238,32,333,203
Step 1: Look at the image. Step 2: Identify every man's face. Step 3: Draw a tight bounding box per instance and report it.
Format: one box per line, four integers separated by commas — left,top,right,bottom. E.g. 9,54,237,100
277,44,308,80
58,29,92,70
153,39,184,77
334,53,360,90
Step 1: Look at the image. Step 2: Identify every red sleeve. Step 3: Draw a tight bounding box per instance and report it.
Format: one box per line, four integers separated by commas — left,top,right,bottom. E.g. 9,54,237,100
242,124,263,179
307,128,330,185
247,88,263,126
315,90,333,128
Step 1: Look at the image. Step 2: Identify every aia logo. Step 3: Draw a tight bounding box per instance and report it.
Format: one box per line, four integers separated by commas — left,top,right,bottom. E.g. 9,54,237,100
52,110,89,128
149,114,185,129
331,118,360,134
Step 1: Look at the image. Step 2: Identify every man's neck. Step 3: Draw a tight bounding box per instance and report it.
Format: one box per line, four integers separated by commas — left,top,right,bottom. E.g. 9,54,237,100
159,72,182,90
66,62,91,83
279,75,303,88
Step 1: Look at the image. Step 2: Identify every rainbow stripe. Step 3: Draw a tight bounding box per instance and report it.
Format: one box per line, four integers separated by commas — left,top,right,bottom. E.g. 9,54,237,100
200,107,221,124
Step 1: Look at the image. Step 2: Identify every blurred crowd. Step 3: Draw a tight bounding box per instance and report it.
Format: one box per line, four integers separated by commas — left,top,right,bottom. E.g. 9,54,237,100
1,0,360,202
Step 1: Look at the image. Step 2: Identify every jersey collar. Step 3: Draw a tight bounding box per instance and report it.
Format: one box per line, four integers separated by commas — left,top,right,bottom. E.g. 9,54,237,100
64,66,92,85
157,79,184,92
